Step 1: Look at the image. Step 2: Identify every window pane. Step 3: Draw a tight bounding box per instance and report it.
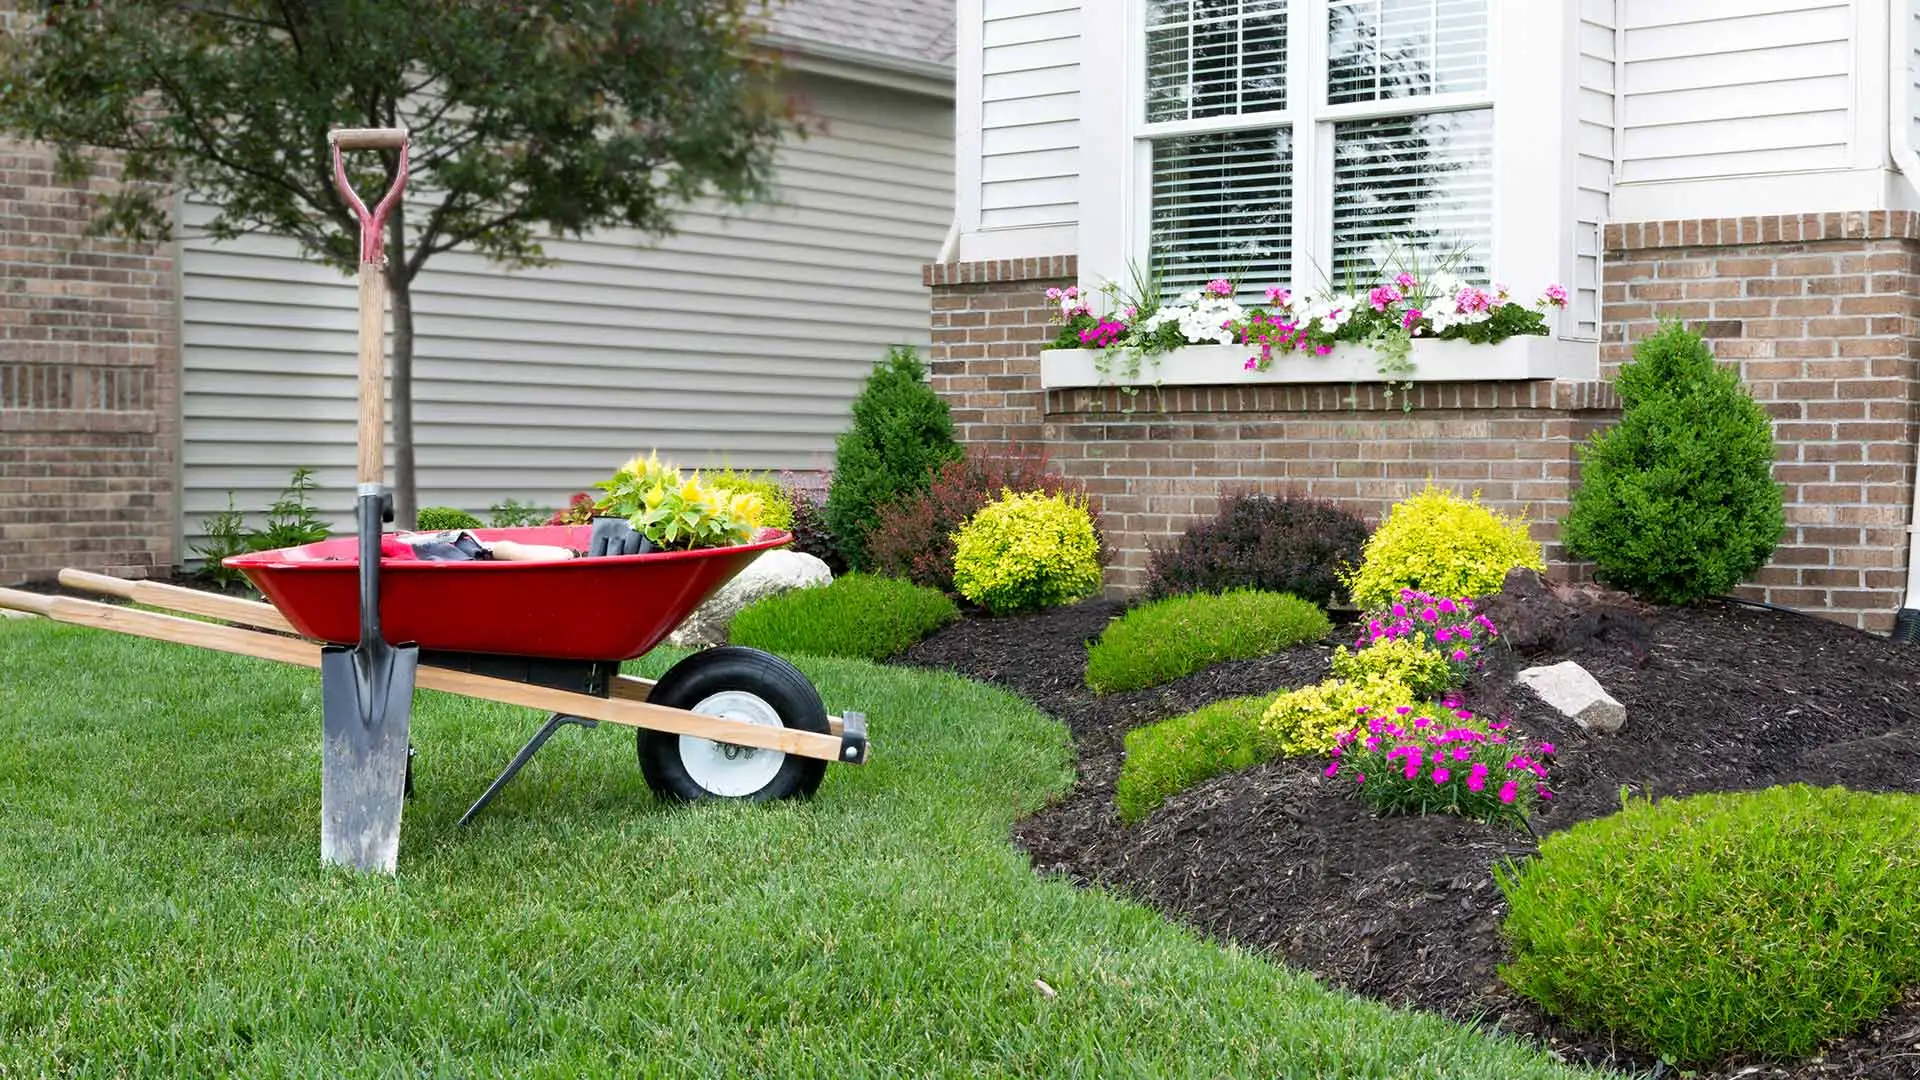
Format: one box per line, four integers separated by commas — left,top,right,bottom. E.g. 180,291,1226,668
1150,127,1293,298
1328,0,1486,105
1145,0,1287,123
1332,108,1493,283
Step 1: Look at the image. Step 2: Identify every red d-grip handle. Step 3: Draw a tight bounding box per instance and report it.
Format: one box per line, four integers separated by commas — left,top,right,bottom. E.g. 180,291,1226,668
329,127,410,265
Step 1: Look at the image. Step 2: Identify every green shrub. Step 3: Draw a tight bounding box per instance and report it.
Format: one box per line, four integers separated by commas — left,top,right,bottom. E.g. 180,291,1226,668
1086,590,1332,693
1329,637,1454,698
728,573,959,661
1115,694,1277,823
1497,785,1920,1065
417,506,483,531
952,490,1103,615
487,499,548,528
825,347,963,570
1260,673,1417,757
191,493,250,589
1344,484,1544,611
1145,492,1369,607
1564,322,1785,605
695,466,794,531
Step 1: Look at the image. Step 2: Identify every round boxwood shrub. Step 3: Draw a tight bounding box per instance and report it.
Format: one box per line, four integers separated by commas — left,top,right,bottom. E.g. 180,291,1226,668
416,506,483,531
952,490,1102,615
1343,485,1544,611
1564,322,1784,605
1497,785,1920,1065
728,573,958,661
825,346,963,571
1145,492,1369,607
1085,589,1332,693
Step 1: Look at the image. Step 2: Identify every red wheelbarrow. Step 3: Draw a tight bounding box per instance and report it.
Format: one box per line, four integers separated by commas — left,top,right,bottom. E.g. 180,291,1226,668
0,529,869,821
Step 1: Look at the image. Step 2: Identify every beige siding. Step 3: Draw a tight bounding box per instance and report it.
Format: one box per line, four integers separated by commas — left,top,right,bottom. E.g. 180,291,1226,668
1574,0,1615,339
1617,0,1851,184
179,72,952,543
978,0,1079,228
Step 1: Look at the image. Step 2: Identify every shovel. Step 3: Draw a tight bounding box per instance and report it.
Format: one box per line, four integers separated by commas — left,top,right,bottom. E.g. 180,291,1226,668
318,126,417,874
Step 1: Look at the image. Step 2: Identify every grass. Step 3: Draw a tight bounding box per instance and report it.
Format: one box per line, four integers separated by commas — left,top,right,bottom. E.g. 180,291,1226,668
1086,590,1332,693
1114,694,1279,823
1498,784,1920,1065
0,617,1609,1078
728,572,959,660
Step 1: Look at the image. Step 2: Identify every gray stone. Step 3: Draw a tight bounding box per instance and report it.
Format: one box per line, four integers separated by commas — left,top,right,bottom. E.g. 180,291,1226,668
1516,660,1627,734
667,549,832,648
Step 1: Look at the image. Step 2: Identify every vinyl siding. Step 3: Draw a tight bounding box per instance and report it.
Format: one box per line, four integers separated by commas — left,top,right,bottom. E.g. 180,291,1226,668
1617,0,1851,184
1574,0,1615,340
978,0,1079,228
179,72,952,545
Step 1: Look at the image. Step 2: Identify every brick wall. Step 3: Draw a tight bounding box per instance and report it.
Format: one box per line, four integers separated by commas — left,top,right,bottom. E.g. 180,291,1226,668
0,136,180,582
927,213,1920,631
1603,212,1920,632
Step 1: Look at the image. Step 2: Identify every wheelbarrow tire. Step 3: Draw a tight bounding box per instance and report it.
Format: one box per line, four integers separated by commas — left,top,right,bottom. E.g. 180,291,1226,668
638,646,831,802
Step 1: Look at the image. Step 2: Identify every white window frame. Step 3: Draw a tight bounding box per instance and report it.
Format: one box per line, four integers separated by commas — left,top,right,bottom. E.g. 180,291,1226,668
1078,0,1590,354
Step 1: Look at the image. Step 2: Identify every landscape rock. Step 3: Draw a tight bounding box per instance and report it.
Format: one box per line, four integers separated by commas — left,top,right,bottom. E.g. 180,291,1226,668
1516,660,1627,734
667,549,831,648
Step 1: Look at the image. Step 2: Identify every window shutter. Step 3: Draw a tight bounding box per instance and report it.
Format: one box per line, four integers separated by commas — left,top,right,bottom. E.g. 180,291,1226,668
1331,108,1493,283
1150,127,1294,298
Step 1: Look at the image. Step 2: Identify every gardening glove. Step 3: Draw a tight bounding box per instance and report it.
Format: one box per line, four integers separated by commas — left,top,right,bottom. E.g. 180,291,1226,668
589,516,652,557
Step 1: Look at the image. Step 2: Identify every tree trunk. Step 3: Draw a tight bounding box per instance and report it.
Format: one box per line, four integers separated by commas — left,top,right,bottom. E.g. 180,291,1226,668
386,202,417,530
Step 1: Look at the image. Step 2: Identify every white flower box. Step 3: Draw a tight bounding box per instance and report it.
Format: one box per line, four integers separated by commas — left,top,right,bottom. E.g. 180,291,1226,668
1038,335,1594,389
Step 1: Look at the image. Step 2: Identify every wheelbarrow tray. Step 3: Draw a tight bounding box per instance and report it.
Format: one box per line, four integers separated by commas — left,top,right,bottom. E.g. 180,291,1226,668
225,525,792,661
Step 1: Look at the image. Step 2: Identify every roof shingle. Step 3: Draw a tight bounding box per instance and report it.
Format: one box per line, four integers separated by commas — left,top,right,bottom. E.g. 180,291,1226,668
766,0,956,68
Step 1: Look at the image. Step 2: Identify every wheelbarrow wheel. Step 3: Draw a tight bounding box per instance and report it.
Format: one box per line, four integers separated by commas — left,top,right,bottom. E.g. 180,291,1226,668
638,646,830,802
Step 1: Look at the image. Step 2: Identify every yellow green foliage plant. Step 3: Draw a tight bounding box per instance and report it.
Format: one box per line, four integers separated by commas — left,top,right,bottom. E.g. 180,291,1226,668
1261,672,1418,757
592,451,765,550
1114,694,1279,823
1329,637,1455,699
1344,484,1544,611
952,489,1103,614
694,466,794,531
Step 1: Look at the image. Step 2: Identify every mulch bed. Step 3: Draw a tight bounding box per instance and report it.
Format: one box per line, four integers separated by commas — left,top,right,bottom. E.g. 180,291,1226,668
895,582,1920,1079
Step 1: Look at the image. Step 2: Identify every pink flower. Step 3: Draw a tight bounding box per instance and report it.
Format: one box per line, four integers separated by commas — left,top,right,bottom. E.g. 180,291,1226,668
1401,308,1423,331
1354,772,1365,784
1438,598,1457,614
1538,785,1554,800
1325,762,1340,778
1394,271,1417,290
1404,763,1419,779
1205,278,1233,297
1431,767,1450,785
1467,763,1488,792
1314,345,1331,355
1435,627,1453,644
1451,649,1468,662
1368,285,1402,311
1499,781,1519,805
1064,285,1079,298
1391,603,1407,617
1421,607,1438,622
1542,283,1569,307
1395,705,1411,716
1539,742,1556,755
1452,746,1471,761
1266,286,1291,305
1045,287,1063,301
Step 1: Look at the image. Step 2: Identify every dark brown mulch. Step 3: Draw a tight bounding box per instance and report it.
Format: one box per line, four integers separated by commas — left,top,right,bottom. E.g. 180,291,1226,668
894,584,1920,1079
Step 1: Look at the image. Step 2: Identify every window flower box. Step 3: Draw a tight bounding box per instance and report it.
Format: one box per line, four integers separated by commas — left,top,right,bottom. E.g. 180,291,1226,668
1038,335,1593,390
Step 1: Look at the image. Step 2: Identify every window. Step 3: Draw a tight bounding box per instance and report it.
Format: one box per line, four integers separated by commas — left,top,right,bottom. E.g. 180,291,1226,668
1141,0,1492,299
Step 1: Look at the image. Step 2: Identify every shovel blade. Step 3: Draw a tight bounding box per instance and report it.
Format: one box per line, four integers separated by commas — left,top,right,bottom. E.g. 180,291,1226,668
319,642,419,874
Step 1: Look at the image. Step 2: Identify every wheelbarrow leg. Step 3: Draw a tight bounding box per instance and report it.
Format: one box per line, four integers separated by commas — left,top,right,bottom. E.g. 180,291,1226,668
459,712,598,826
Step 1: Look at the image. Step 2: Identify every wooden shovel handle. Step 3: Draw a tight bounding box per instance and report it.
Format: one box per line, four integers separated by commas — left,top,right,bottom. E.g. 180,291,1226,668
329,127,408,150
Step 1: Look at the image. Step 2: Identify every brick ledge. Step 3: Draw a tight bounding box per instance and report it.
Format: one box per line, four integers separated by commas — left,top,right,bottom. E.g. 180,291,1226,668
923,256,1077,287
1606,211,1920,252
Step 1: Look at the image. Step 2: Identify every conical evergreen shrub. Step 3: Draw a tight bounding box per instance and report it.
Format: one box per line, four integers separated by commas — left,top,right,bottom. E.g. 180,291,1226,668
825,346,963,570
1564,322,1784,604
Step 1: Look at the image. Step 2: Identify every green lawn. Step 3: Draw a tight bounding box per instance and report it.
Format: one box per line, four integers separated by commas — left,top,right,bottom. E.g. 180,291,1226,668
0,618,1609,1078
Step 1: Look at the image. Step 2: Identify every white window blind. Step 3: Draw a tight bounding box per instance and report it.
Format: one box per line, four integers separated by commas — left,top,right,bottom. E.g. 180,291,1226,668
1150,128,1294,294
1146,0,1288,123
1141,0,1493,293
1332,109,1494,282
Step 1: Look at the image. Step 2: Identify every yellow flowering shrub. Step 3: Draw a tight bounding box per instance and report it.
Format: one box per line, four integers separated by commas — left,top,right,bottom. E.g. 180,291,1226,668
1329,637,1455,699
1343,485,1544,611
952,490,1102,614
1261,673,1418,757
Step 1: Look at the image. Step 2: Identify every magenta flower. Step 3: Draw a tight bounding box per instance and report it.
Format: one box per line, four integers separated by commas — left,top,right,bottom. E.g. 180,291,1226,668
1205,278,1233,297
1467,763,1488,792
1438,597,1457,614
1451,649,1468,662
1431,767,1451,785
1266,286,1291,305
1542,283,1569,307
1435,627,1453,644
1394,271,1417,290
1452,746,1471,761
1325,762,1340,778
1354,772,1365,784
1401,308,1423,331
1421,607,1438,622
1368,284,1402,311
1314,345,1331,355
1539,742,1556,755
1498,781,1519,805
